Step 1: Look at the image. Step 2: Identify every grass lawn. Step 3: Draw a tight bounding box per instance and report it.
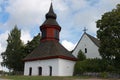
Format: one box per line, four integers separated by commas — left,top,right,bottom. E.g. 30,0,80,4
0,76,92,80
1,76,120,80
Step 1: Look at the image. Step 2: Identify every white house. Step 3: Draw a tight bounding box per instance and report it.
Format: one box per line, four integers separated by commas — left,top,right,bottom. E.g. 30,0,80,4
72,32,101,59
23,3,77,76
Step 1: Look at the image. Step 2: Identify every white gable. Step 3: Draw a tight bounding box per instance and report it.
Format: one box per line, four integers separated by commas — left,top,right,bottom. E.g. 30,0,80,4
72,33,101,58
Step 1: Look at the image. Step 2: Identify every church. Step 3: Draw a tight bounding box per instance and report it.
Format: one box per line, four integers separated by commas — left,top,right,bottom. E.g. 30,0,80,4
23,3,77,76
23,3,100,76
72,31,101,59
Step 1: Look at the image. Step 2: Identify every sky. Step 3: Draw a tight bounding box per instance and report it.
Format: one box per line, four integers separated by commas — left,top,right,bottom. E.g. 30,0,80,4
0,0,120,71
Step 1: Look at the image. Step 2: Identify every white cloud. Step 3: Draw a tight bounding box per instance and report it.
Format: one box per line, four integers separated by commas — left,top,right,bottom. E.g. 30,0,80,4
70,0,120,34
0,31,9,70
61,40,76,51
0,0,49,31
21,30,32,44
0,0,120,49
69,0,88,11
0,31,9,53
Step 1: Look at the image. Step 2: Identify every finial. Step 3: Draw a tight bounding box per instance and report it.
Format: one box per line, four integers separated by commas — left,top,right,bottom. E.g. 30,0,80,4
46,2,56,19
83,27,88,33
51,0,53,3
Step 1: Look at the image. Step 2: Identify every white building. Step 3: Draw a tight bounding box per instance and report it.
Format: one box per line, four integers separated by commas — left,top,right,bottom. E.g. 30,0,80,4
72,32,101,58
24,58,75,76
23,3,77,76
24,3,101,76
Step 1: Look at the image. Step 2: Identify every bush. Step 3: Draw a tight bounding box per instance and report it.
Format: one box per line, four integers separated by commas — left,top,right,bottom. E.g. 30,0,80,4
100,72,108,78
74,58,119,76
74,58,103,75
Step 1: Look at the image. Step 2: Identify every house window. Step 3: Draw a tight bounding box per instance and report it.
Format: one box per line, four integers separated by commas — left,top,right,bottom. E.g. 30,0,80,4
85,48,87,53
38,67,42,76
29,67,32,76
49,66,52,76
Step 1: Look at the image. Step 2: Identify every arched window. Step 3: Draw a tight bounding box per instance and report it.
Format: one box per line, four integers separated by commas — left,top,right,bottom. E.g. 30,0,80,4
29,67,32,76
49,66,52,76
85,48,87,53
38,67,42,76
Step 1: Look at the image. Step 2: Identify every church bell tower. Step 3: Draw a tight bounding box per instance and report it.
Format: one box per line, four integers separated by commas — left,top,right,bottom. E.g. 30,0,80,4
40,3,61,42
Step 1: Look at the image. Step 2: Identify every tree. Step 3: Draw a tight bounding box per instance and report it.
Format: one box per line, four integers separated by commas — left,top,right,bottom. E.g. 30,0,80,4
1,25,24,72
23,33,41,58
96,4,120,72
77,50,86,61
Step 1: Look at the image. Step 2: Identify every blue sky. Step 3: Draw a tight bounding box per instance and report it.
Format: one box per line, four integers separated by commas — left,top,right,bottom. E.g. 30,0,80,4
0,0,120,70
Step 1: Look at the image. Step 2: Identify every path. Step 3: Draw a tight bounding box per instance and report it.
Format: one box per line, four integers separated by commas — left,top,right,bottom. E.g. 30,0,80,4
67,78,119,80
0,78,10,80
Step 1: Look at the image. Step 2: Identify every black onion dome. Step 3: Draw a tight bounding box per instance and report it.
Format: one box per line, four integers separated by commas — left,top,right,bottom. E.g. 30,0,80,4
46,3,56,19
41,3,60,27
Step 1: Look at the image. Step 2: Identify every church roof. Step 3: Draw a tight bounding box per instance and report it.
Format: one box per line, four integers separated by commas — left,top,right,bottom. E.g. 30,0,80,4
41,3,60,27
85,32,100,47
23,41,77,61
46,3,56,19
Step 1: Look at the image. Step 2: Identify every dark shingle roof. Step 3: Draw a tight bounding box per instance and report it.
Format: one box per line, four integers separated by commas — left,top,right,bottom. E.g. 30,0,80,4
42,18,60,26
24,41,77,61
41,3,60,27
85,33,100,47
46,3,56,19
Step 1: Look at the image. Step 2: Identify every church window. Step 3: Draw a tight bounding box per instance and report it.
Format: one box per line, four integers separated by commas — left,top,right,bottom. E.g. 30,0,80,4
49,66,52,76
54,30,59,39
85,48,87,53
42,29,46,38
29,67,32,76
38,67,42,76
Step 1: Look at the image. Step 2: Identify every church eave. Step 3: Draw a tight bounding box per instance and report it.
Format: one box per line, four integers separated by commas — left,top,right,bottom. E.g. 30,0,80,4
23,55,77,62
40,25,61,31
85,33,100,47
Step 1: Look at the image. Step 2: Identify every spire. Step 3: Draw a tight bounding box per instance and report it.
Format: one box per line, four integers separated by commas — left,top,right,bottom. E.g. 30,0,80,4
40,3,61,41
46,3,56,19
41,3,60,26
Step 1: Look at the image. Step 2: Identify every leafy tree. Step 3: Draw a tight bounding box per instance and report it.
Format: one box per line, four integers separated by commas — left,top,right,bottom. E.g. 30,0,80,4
77,50,86,61
23,33,41,58
96,4,120,72
1,26,24,72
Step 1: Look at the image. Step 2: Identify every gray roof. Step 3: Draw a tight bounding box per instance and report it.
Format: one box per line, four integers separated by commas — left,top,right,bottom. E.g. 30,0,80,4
41,3,60,27
24,41,77,61
46,3,56,19
85,33,100,47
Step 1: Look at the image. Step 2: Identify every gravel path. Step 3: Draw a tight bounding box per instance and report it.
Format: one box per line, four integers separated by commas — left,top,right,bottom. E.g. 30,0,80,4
0,78,10,80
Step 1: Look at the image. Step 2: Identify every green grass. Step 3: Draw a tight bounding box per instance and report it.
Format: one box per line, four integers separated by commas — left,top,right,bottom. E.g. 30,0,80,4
0,76,91,80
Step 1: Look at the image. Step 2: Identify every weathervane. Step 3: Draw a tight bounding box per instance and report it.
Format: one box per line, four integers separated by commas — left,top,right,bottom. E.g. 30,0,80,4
83,27,88,33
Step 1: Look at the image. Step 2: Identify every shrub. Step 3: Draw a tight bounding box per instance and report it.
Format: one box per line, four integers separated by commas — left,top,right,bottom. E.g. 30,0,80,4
74,58,103,75
77,50,86,61
100,72,108,78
